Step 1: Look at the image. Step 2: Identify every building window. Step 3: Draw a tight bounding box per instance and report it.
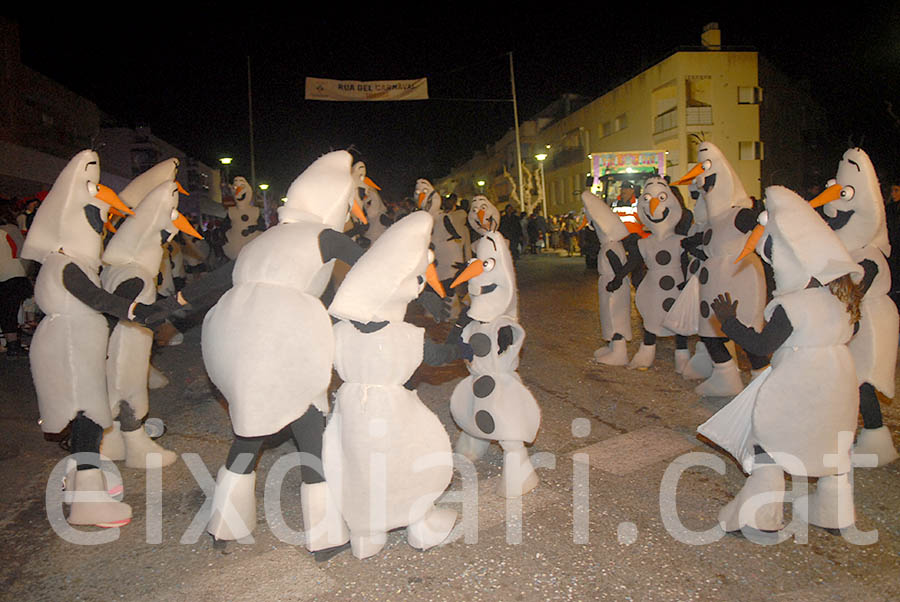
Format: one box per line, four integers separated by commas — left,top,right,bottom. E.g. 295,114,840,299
615,114,628,132
738,87,763,104
686,106,713,125
739,141,764,160
654,108,677,134
601,121,612,137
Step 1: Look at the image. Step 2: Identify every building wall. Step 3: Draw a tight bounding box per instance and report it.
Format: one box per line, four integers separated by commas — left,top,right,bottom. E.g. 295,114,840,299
533,50,762,213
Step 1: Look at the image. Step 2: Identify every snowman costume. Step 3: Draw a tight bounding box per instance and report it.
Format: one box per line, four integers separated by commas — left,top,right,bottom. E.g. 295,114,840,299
323,211,459,559
22,150,144,528
202,151,366,551
416,178,469,289
673,143,768,396
101,169,202,470
468,195,501,241
581,191,633,365
449,227,542,498
222,176,265,260
617,177,692,369
811,148,899,466
347,159,391,247
699,186,861,532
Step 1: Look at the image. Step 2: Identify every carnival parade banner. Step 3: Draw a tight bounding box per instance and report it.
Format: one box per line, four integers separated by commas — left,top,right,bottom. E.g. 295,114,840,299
305,77,429,101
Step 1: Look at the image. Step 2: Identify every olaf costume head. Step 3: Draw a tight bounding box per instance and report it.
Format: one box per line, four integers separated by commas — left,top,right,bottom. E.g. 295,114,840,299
22,149,132,268
329,211,442,323
232,176,253,207
676,141,752,218
452,229,517,322
639,176,683,238
415,178,441,215
468,195,501,236
812,147,889,256
278,150,365,228
739,186,861,293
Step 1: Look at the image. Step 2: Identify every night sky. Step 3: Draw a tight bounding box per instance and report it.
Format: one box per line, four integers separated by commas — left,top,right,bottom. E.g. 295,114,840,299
8,4,900,200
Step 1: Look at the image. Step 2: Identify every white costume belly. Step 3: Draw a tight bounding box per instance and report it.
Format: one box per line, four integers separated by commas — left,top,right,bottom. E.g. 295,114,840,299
635,235,683,336
322,321,452,535
450,318,541,443
31,253,111,433
597,240,632,341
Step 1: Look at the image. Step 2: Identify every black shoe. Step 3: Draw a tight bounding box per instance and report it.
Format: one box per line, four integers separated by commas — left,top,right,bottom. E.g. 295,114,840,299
5,341,27,358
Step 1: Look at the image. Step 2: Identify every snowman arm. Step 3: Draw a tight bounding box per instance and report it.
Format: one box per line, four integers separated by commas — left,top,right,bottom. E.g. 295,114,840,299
857,258,878,296
62,262,135,321
444,215,462,241
720,304,792,358
681,231,708,260
445,308,473,344
177,260,235,307
318,228,364,266
734,207,761,234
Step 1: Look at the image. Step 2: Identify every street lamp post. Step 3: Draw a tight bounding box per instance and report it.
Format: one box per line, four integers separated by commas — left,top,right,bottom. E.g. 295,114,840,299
477,180,486,194
258,183,272,227
219,157,233,205
534,153,548,219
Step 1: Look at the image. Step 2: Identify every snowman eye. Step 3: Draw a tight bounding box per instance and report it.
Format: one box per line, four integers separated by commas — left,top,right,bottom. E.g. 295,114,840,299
702,160,712,170
171,209,180,221
86,181,99,196
659,192,667,201
641,194,651,203
757,211,768,227
840,186,855,201
482,258,496,271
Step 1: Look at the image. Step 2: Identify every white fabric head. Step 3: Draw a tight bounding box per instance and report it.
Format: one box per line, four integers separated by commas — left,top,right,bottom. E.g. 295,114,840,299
119,158,179,209
638,176,683,238
690,142,752,219
329,211,434,323
21,149,105,268
232,176,254,209
468,195,500,235
467,231,518,321
758,185,862,295
279,151,355,228
103,180,182,272
822,147,889,255
581,190,629,243
415,178,440,215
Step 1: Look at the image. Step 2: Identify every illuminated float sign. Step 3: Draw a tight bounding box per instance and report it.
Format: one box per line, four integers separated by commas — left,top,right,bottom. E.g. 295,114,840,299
591,150,666,186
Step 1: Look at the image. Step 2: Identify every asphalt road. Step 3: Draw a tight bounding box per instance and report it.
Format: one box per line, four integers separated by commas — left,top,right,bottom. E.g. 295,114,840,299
1,252,898,601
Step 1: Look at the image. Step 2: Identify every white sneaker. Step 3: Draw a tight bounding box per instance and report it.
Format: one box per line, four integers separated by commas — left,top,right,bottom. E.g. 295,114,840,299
407,507,457,550
681,342,714,380
67,468,132,528
695,359,744,397
207,467,257,541
718,464,784,532
627,343,656,370
795,473,855,530
301,482,350,553
852,426,899,467
595,339,627,366
122,428,177,469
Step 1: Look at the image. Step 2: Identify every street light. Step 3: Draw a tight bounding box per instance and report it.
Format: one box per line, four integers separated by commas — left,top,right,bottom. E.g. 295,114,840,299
534,153,548,219
258,183,272,227
218,157,234,205
476,179,485,193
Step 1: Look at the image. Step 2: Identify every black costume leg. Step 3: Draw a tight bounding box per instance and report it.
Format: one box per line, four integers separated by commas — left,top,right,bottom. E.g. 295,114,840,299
859,383,883,430
116,401,142,432
746,351,770,371
226,436,265,475
611,333,624,341
288,406,327,484
71,411,104,470
701,336,732,364
675,335,688,350
643,330,657,346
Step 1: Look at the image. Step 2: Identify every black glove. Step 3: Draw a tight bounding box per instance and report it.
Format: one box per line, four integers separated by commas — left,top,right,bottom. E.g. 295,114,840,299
606,277,624,292
711,292,738,323
132,295,184,329
497,325,514,355
458,341,474,362
418,289,450,323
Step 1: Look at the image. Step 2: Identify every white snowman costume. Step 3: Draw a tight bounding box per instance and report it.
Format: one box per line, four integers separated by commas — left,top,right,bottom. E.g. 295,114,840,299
22,149,136,528
323,212,457,559
581,191,633,365
627,177,691,369
449,228,542,498
468,195,501,240
202,151,365,549
699,186,861,532
101,171,201,470
673,142,767,396
350,160,391,246
222,176,264,260
415,178,468,283
811,148,899,466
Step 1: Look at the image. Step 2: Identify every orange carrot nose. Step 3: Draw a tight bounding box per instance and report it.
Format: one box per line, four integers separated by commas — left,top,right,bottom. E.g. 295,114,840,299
735,223,765,263
95,184,134,215
649,197,660,217
451,259,484,289
674,162,705,186
351,198,368,224
173,211,203,239
576,215,589,231
176,181,190,196
809,183,843,208
417,192,427,207
477,209,486,228
364,176,381,191
103,219,117,234
425,263,445,297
